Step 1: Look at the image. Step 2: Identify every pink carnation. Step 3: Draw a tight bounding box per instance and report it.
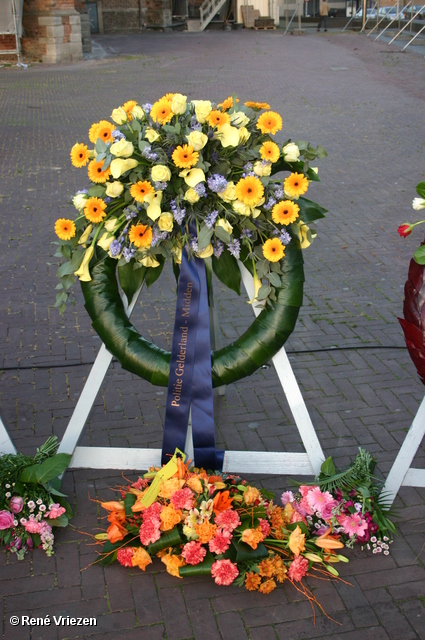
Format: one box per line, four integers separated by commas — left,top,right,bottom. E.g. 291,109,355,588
297,496,314,516
132,477,148,490
171,488,195,511
24,517,42,534
298,485,311,498
214,509,241,531
290,509,308,525
117,547,134,567
139,519,161,546
0,510,14,530
142,502,162,522
288,556,309,582
281,491,295,506
46,504,66,519
181,541,207,565
306,487,335,515
258,518,271,538
208,528,232,554
211,559,239,586
337,513,368,538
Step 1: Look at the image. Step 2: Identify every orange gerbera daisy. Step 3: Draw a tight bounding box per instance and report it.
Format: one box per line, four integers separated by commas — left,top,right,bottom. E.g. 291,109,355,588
284,172,309,198
218,96,239,111
70,143,90,168
89,120,115,144
54,218,76,241
256,111,283,135
130,180,155,202
87,159,111,184
259,140,280,163
262,238,285,262
172,144,199,169
244,101,271,110
235,176,264,206
84,197,107,223
128,223,153,248
245,572,262,591
122,100,137,120
272,200,300,225
206,110,231,129
150,97,173,124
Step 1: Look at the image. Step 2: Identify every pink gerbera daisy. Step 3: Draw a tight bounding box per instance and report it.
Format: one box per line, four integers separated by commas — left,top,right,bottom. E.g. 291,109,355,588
337,513,368,538
306,487,335,514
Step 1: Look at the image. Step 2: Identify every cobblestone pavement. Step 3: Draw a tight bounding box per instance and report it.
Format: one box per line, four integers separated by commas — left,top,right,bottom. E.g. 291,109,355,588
0,29,425,640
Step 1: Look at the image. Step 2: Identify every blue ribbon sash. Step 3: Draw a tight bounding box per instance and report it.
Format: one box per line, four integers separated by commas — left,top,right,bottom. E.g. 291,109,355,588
161,231,223,470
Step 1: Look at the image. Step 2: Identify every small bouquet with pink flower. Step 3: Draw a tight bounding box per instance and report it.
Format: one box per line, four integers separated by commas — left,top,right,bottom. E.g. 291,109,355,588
0,437,72,559
94,450,349,607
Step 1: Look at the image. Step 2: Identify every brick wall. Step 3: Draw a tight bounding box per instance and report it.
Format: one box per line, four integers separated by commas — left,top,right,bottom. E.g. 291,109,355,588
0,34,16,52
100,0,172,31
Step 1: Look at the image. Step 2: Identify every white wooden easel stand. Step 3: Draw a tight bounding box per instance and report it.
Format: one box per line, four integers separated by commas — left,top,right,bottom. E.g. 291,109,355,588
382,395,425,505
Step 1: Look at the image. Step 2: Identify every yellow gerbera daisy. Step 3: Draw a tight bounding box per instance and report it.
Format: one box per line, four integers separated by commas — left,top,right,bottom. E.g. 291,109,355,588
122,100,137,120
256,111,283,135
206,110,231,129
150,98,173,124
129,223,153,248
84,197,107,223
161,93,175,101
88,159,111,183
284,173,309,198
89,120,115,144
130,180,155,202
235,176,264,207
272,200,300,225
244,101,271,110
218,96,239,111
259,141,280,163
54,218,76,241
262,238,285,262
70,143,90,168
172,144,199,169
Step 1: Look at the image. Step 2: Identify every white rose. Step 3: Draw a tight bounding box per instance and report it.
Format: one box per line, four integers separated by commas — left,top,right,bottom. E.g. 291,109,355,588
145,127,160,143
232,200,251,217
197,243,214,259
109,139,134,158
230,112,250,127
186,130,208,151
184,188,200,204
171,93,187,115
105,181,124,198
192,100,212,124
151,165,171,182
253,161,272,177
218,181,237,202
73,192,87,211
282,143,300,163
104,217,121,232
131,105,145,120
111,107,127,124
158,212,174,232
412,197,425,211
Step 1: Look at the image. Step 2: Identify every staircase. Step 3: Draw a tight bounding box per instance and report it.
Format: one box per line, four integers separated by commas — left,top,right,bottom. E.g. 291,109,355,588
186,0,230,31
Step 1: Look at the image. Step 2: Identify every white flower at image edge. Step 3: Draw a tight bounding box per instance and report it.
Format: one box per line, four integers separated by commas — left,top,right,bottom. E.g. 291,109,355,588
412,197,425,211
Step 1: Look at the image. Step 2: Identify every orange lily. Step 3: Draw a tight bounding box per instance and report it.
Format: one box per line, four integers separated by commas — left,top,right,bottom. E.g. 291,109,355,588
213,490,233,514
106,520,127,543
314,526,345,550
100,500,125,512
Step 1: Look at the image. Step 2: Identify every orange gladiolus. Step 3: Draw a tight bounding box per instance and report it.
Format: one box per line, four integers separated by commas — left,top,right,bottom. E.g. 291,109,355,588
213,490,233,514
314,526,345,550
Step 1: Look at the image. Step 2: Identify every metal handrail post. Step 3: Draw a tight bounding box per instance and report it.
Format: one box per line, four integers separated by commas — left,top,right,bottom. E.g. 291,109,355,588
374,0,412,40
388,8,421,44
402,22,425,49
284,7,298,34
367,5,393,35
360,0,379,33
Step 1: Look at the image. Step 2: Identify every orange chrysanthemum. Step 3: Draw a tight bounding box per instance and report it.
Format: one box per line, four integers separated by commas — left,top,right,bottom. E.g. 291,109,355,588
130,180,155,202
70,143,90,168
172,144,199,169
87,159,111,184
244,101,271,110
122,100,137,120
284,173,309,198
235,176,264,206
262,238,285,262
272,200,300,225
150,98,173,124
128,223,153,248
259,579,277,594
88,120,115,144
84,197,107,223
54,218,76,241
259,141,280,163
218,96,239,111
245,572,262,591
206,110,231,129
256,111,283,135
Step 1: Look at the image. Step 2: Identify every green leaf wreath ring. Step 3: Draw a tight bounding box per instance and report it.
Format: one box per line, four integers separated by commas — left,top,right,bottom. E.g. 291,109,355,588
81,236,305,388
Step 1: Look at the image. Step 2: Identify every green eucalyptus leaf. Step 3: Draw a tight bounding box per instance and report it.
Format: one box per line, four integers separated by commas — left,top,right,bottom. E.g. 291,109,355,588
414,245,425,265
416,181,425,198
197,225,214,252
88,185,106,198
214,226,232,244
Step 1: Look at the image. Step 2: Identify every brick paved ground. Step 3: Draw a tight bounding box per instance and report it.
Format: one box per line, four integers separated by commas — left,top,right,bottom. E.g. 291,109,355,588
0,29,425,639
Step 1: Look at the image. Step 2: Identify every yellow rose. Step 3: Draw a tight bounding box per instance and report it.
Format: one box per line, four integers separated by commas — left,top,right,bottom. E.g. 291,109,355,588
104,217,121,233
179,168,205,187
151,164,171,182
145,191,163,221
131,105,145,120
232,200,251,217
184,188,200,204
186,130,208,151
253,161,272,177
230,111,250,127
172,243,182,264
158,212,174,232
111,107,127,124
74,246,94,282
171,93,187,115
191,99,212,124
139,255,160,268
144,127,160,143
73,192,87,211
78,224,93,245
109,139,134,158
282,143,300,163
238,127,251,144
197,243,214,259
215,218,233,234
110,158,138,179
218,181,237,202
216,123,239,148
97,232,114,251
105,181,124,198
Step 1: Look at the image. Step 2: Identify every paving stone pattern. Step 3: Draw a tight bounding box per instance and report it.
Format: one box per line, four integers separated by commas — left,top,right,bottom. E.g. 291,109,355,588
0,30,424,639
